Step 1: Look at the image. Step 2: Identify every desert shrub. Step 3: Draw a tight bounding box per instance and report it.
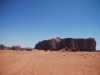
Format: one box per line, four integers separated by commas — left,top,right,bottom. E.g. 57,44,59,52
85,54,88,55
81,54,84,56
84,56,86,58
24,47,32,51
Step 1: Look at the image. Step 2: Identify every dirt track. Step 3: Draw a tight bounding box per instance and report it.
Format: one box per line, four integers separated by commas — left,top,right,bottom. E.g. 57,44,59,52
0,50,100,75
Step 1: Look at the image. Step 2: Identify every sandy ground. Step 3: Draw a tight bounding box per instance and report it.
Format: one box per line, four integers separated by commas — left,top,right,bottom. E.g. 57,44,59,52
0,50,100,75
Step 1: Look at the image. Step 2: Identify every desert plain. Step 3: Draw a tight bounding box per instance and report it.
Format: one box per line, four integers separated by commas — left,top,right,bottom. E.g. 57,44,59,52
0,50,100,75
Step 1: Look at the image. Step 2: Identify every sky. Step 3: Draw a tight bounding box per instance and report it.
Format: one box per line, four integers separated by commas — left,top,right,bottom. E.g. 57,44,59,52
0,0,100,49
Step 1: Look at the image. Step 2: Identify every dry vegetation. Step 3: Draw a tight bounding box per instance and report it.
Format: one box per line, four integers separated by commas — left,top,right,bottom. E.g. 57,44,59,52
0,50,100,75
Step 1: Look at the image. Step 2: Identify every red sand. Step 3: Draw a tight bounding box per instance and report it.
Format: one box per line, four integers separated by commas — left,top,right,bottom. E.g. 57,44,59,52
0,50,100,75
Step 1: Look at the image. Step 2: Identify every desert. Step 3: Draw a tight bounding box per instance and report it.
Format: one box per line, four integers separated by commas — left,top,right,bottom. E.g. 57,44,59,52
0,50,100,75
1,0,100,75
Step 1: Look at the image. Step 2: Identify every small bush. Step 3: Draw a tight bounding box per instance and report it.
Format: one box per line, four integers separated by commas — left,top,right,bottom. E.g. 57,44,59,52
84,56,86,58
85,54,88,55
81,54,84,56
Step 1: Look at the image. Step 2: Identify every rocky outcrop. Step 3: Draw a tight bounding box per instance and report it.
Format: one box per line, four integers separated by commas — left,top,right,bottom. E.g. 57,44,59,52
35,38,61,51
0,44,5,50
10,45,21,50
35,38,96,51
0,44,33,51
0,44,10,50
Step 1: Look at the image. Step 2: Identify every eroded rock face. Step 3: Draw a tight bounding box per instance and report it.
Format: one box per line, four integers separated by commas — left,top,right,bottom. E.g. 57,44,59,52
35,38,61,51
86,38,96,51
35,38,96,51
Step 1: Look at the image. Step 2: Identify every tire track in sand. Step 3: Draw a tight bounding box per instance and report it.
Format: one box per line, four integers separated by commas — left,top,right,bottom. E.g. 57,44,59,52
1,54,30,75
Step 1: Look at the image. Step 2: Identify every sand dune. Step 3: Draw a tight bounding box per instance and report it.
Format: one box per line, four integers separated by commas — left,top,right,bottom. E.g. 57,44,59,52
0,50,100,75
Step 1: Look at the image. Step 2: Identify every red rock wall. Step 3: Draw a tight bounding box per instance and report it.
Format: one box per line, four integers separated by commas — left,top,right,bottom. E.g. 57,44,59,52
35,38,96,51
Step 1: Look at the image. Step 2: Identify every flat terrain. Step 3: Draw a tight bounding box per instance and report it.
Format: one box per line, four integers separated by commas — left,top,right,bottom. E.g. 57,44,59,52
0,50,100,75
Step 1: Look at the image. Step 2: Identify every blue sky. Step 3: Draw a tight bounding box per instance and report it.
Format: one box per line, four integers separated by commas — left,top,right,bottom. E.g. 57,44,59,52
0,0,100,49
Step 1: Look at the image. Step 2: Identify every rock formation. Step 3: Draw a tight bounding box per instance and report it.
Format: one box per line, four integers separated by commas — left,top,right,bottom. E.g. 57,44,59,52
35,38,96,51
0,44,33,51
0,44,5,50
0,44,10,50
10,45,21,50
35,38,61,51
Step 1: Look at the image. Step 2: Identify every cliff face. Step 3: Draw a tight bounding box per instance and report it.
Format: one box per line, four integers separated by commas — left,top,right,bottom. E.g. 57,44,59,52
35,38,61,50
35,38,96,51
